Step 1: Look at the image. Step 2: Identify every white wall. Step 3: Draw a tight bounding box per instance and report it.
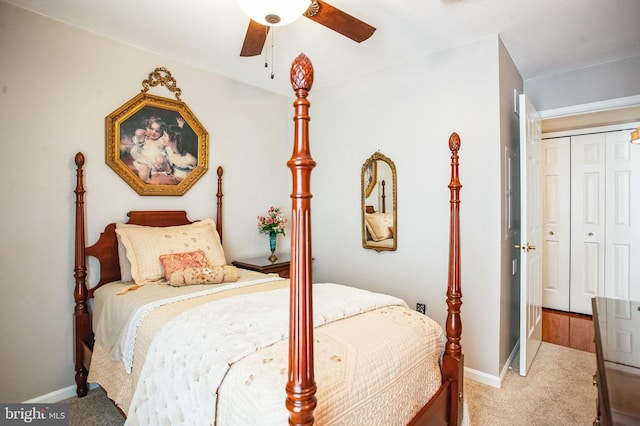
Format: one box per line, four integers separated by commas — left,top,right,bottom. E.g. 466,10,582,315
0,2,292,402
309,37,503,378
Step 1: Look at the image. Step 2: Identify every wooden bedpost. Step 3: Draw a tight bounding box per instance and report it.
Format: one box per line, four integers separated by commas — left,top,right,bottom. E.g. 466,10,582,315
216,166,224,245
286,53,317,426
443,132,464,425
73,152,90,397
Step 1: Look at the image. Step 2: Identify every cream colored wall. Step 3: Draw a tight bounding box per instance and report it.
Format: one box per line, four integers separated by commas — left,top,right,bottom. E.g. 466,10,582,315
309,37,504,379
0,2,292,402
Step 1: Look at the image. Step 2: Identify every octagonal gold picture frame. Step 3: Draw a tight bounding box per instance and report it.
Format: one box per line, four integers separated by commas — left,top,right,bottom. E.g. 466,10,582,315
106,68,208,196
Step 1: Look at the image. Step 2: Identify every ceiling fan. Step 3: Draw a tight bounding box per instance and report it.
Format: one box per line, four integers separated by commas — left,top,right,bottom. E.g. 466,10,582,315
239,0,376,57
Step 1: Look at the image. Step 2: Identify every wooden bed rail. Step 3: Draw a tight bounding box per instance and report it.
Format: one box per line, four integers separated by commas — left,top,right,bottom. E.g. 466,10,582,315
286,53,317,426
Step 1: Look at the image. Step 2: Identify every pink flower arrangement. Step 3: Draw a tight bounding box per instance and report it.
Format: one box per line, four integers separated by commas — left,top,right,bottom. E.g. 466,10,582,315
257,206,288,236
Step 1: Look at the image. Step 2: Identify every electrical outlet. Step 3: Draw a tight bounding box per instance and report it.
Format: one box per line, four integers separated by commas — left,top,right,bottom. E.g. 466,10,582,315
416,303,426,315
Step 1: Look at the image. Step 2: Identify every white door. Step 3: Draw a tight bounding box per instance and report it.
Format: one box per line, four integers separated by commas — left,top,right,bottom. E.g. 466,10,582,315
519,94,543,376
604,130,640,302
541,137,571,311
570,134,606,314
541,125,640,314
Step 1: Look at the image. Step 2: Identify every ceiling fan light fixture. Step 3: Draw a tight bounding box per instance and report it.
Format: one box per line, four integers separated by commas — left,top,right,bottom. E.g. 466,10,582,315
237,0,310,26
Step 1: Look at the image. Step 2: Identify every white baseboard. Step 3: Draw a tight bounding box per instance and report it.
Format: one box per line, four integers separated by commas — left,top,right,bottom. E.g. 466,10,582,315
500,342,519,383
464,343,519,389
464,366,501,388
23,383,98,403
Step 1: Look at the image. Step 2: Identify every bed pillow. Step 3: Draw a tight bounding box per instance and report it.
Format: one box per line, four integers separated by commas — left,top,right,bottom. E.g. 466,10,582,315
365,213,394,242
115,222,143,282
159,249,209,280
116,219,226,284
169,265,239,287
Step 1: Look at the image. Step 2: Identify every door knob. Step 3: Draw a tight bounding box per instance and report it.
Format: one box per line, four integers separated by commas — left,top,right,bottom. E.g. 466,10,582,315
526,244,536,252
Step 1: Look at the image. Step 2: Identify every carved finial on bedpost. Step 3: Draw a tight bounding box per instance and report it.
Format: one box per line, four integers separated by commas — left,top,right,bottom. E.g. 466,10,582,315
290,53,314,92
73,152,89,397
449,131,461,153
444,132,463,424
216,166,224,245
286,53,317,426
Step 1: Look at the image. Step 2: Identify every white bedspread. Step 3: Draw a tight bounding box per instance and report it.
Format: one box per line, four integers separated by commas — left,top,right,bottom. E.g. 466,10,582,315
125,283,406,425
120,277,282,372
93,270,281,371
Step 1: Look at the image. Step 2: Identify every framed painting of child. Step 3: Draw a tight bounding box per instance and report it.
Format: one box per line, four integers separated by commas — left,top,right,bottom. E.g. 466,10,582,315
105,69,208,196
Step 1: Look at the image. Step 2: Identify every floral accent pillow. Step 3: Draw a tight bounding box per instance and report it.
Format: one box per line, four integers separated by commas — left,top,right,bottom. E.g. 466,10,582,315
159,250,208,281
169,265,240,287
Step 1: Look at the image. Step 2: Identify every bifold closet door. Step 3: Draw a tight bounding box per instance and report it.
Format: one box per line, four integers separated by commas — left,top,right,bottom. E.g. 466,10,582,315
570,130,640,314
604,130,640,302
570,133,605,314
542,137,570,311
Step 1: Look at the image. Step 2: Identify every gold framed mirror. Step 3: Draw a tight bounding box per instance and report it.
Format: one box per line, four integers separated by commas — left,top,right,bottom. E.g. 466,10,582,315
361,152,397,252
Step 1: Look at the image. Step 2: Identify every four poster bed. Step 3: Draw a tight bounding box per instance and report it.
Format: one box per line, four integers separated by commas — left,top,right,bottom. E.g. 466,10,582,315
72,54,464,425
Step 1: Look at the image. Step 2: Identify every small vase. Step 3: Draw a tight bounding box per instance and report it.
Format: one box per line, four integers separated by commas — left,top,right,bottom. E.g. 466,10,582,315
268,231,278,263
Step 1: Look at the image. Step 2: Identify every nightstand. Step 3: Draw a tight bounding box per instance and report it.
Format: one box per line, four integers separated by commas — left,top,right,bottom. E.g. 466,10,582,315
232,254,290,278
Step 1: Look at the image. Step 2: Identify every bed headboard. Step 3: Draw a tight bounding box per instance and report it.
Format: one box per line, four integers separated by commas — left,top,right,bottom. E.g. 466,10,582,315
73,152,224,299
73,153,225,396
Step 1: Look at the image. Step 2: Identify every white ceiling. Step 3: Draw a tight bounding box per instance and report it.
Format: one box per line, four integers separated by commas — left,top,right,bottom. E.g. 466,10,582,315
7,0,640,97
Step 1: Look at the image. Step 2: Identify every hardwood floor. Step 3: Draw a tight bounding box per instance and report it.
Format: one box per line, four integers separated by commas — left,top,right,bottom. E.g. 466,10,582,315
542,308,595,353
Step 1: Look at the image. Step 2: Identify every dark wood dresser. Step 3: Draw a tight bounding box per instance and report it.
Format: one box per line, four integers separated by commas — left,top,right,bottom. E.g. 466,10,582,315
592,297,640,425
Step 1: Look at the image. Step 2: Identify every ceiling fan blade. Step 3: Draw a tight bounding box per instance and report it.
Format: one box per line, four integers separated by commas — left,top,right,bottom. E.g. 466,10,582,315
304,0,376,43
240,20,270,57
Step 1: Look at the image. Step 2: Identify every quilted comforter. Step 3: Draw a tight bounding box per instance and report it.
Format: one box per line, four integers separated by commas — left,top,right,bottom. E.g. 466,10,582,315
88,271,445,425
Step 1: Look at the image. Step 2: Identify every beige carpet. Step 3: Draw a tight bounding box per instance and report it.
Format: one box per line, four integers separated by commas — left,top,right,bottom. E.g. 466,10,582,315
464,342,597,425
61,342,597,425
62,386,123,426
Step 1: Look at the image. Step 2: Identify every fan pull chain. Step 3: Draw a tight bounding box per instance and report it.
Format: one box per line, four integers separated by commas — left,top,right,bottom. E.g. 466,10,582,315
262,26,275,79
270,26,275,79
264,26,269,69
